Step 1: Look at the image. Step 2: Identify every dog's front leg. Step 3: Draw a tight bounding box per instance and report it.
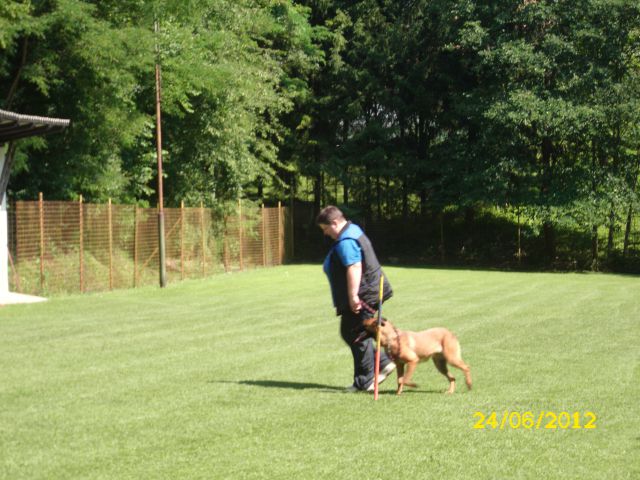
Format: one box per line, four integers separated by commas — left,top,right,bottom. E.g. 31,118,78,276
395,363,405,395
397,361,418,395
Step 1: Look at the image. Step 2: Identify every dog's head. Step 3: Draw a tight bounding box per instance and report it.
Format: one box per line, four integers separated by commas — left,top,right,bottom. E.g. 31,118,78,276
352,317,382,344
361,316,387,334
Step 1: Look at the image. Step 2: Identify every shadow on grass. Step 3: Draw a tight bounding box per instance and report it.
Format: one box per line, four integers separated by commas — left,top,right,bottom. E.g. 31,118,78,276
211,379,344,392
240,380,344,391
212,379,444,395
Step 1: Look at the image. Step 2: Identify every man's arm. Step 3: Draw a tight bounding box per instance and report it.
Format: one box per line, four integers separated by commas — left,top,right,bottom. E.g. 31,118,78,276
346,262,362,313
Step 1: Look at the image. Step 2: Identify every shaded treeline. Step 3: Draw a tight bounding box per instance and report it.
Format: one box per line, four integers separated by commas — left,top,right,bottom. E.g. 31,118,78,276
2,0,640,268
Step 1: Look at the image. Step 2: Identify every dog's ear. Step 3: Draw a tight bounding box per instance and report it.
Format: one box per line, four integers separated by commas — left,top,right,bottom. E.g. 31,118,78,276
380,318,387,326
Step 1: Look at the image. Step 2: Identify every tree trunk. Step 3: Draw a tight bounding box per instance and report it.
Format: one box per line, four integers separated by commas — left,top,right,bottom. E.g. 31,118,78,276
589,140,600,270
401,178,408,221
540,137,556,264
464,206,475,251
516,207,522,266
623,204,633,257
384,177,390,218
289,173,296,204
312,172,323,214
364,167,372,221
376,175,382,219
543,221,556,263
343,180,349,206
257,178,264,200
606,207,615,260
439,211,445,263
5,38,29,108
591,224,599,271
419,189,427,217
623,154,639,256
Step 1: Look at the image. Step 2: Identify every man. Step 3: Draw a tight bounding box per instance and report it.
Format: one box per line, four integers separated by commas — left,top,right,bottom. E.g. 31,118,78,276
317,205,396,392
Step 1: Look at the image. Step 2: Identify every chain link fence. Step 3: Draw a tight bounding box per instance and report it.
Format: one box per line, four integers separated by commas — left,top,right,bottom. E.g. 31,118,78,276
7,196,291,295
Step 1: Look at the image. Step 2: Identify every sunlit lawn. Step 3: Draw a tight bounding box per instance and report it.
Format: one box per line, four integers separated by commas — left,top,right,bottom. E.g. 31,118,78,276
1,265,639,479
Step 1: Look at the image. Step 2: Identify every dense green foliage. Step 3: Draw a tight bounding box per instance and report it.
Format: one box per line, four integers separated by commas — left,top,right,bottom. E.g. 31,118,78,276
2,1,640,267
1,266,639,478
1,0,319,205
294,0,640,267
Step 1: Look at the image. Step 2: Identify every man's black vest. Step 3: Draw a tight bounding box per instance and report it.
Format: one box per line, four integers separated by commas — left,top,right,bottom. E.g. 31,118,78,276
327,222,392,315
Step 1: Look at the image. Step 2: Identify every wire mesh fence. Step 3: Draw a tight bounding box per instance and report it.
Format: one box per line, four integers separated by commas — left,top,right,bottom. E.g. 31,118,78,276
7,196,291,295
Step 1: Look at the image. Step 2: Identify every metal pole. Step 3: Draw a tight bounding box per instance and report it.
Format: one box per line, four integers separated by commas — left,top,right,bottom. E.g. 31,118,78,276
155,20,167,288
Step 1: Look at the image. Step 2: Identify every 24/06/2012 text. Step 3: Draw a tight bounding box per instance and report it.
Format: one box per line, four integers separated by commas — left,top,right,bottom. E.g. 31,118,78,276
473,411,597,430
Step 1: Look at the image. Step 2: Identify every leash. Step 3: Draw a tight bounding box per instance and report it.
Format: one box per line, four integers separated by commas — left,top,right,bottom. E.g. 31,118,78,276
351,300,378,344
360,301,377,315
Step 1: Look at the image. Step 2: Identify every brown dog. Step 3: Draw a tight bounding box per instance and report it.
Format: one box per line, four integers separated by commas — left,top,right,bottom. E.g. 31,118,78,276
361,317,472,395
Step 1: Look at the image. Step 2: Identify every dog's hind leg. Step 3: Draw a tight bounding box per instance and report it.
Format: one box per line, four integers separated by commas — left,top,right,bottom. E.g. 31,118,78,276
449,358,472,391
443,335,472,391
447,357,472,390
433,354,456,394
445,351,472,391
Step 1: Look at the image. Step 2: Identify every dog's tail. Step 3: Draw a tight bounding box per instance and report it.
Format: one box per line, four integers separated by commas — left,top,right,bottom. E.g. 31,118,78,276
443,332,472,390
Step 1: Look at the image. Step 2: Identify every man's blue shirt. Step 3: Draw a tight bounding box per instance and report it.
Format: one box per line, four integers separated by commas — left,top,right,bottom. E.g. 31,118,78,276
323,224,365,312
334,223,364,266
323,223,363,277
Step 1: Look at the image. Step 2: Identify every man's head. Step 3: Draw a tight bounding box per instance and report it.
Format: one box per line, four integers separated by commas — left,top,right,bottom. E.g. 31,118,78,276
316,205,347,240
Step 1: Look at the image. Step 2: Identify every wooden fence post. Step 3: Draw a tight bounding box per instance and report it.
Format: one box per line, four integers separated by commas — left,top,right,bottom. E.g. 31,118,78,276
38,192,45,292
79,195,84,293
108,198,113,290
200,201,206,277
261,204,266,267
180,200,185,281
133,206,138,288
223,232,229,273
238,199,244,270
278,201,283,264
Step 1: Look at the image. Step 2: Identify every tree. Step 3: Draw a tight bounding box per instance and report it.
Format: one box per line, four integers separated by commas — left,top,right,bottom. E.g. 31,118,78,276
1,0,319,207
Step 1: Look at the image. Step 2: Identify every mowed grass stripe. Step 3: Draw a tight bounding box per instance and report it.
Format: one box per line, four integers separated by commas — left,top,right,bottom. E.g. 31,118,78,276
1,265,639,479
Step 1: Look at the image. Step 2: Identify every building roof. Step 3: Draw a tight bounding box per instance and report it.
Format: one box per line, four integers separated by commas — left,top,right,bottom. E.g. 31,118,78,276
0,109,70,143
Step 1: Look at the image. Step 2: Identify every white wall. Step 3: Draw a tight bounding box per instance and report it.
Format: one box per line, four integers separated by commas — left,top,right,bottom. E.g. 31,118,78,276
0,144,8,293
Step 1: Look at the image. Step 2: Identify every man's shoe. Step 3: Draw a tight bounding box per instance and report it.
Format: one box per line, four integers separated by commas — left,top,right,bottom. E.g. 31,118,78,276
366,362,396,392
344,384,364,393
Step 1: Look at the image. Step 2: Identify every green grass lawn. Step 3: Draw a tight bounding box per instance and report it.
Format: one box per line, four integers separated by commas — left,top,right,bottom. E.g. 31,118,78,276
1,265,639,479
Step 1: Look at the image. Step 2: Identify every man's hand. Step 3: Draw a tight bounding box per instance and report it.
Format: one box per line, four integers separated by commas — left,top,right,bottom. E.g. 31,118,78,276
349,294,361,313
